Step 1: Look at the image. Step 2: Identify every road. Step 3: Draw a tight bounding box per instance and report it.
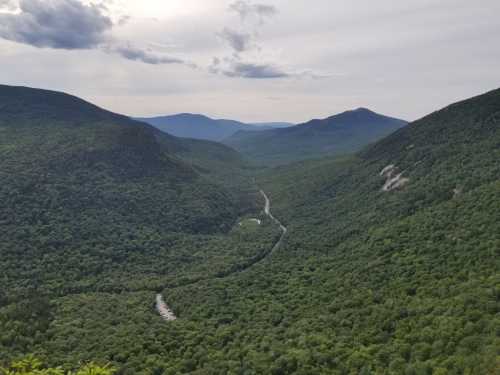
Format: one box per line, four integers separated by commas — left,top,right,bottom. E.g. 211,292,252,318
260,190,287,254
156,190,287,322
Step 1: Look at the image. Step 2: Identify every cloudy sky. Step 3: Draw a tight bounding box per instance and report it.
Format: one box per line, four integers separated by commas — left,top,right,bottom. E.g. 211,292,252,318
1,0,499,123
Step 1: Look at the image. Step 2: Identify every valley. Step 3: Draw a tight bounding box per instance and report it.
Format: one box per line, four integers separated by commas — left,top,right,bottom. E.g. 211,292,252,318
0,85,498,375
1,1,498,374
156,189,287,322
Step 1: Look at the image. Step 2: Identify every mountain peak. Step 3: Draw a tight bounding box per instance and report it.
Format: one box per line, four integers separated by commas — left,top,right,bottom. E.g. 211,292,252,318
173,113,212,120
327,107,407,125
225,107,408,165
337,107,378,118
352,107,374,113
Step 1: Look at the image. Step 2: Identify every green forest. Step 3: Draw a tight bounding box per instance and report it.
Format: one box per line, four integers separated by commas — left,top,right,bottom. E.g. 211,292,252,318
0,85,499,374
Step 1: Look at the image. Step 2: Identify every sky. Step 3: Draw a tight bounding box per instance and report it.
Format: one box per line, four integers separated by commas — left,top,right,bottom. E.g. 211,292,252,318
0,0,499,123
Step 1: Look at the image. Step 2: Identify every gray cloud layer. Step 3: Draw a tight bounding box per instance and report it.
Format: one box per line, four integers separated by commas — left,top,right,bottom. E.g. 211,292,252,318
0,0,322,78
0,0,191,66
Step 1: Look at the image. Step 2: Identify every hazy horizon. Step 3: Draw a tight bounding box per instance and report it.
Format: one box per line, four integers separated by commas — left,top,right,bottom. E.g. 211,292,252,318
1,0,499,123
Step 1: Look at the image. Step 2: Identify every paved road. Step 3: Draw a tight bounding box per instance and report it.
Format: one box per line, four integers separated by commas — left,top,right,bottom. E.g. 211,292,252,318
156,190,287,322
260,190,287,254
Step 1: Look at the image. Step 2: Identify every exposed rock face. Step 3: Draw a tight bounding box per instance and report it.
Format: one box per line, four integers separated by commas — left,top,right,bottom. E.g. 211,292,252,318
156,294,177,321
380,164,396,177
380,164,409,192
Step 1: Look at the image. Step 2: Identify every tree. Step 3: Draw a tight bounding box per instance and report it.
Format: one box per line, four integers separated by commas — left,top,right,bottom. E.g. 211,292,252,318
0,356,115,375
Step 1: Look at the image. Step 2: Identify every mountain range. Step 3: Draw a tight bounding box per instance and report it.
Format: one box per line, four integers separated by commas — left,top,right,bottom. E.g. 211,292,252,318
1,84,499,374
224,108,408,165
136,113,294,142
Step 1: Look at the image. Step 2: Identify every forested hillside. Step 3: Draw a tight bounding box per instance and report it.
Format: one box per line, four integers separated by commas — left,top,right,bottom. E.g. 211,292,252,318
249,88,500,373
1,86,499,374
0,85,282,371
143,88,498,373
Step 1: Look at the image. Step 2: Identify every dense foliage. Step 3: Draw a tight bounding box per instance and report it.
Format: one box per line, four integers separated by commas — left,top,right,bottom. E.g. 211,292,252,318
1,356,114,375
0,85,280,371
1,85,499,374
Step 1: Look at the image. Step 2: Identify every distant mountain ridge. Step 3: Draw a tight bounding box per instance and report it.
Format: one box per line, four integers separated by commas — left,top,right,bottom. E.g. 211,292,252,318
136,113,294,142
224,108,407,165
250,122,293,129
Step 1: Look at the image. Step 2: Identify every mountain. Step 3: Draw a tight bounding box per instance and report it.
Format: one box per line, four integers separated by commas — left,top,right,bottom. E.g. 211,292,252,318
144,88,498,374
136,113,290,142
2,86,499,374
0,85,285,365
238,88,498,374
224,108,407,165
109,87,500,373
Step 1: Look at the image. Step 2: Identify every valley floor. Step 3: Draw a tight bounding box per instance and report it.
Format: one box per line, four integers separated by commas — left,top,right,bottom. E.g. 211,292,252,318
156,189,288,322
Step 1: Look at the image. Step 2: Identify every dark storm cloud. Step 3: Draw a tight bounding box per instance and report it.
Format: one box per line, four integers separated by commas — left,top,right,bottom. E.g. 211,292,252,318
0,0,112,49
0,0,192,66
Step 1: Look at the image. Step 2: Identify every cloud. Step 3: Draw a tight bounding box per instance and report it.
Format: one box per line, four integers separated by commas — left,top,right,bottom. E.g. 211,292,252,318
229,0,277,23
210,57,289,79
218,28,253,53
212,1,293,79
212,2,325,80
107,42,188,65
0,0,112,49
0,0,17,11
223,61,289,79
0,0,192,66
117,14,131,26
